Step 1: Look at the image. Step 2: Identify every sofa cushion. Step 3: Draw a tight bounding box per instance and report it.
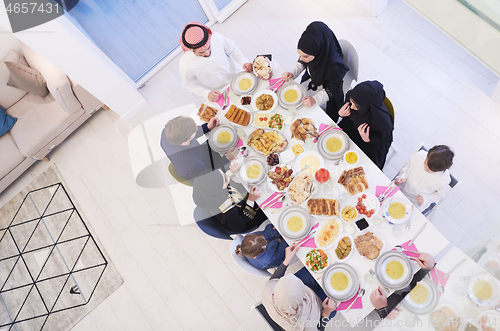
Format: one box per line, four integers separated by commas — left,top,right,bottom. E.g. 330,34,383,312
8,93,69,157
0,132,25,180
5,61,49,97
0,105,17,137
0,50,28,109
22,43,82,113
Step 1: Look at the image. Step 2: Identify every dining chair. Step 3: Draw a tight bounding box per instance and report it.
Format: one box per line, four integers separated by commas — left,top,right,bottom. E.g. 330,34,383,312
167,163,194,187
339,39,359,96
253,302,286,331
393,143,462,216
383,96,398,164
230,235,273,277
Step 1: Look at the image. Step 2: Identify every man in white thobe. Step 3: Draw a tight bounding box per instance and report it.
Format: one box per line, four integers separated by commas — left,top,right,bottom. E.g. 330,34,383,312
178,22,253,102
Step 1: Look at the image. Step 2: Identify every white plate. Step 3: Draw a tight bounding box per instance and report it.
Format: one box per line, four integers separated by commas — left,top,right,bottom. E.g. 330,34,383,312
251,90,278,113
314,218,343,250
239,156,268,185
228,111,253,128
305,248,330,273
382,196,413,224
353,230,385,261
402,277,439,315
354,193,380,218
266,164,294,192
286,175,316,205
278,82,307,108
208,125,238,153
322,263,359,301
337,166,370,197
231,71,258,95
278,205,311,239
306,194,341,220
318,129,349,160
295,151,325,177
376,251,412,289
333,233,356,262
476,310,500,330
251,112,285,131
340,205,358,223
247,129,288,156
468,273,500,307
289,117,320,143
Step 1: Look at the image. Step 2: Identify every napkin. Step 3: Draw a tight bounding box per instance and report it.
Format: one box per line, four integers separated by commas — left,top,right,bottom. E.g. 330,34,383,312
391,240,420,258
216,87,230,107
299,223,320,248
318,123,342,133
268,78,285,91
376,186,400,199
337,285,363,311
236,138,243,148
260,192,283,209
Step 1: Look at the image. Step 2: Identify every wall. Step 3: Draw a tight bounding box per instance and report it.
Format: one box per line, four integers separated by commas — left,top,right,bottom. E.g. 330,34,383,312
0,3,147,119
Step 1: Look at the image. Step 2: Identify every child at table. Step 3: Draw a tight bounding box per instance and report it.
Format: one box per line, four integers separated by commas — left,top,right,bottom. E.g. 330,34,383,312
235,224,288,269
395,145,454,212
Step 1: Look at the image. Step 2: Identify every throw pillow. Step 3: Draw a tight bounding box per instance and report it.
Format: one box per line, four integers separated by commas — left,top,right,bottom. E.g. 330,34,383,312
5,61,49,97
0,105,17,137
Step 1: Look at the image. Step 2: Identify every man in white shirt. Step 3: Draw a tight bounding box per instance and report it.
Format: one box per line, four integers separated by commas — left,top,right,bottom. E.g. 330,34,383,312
179,22,253,102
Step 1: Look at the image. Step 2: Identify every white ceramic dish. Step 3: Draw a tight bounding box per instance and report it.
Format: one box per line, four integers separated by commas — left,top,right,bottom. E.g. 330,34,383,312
476,310,500,331
343,149,359,165
295,151,325,177
208,124,238,153
322,263,359,301
251,112,285,131
382,196,413,225
468,273,500,307
231,71,258,95
317,128,350,160
306,194,341,220
277,205,312,239
289,117,320,143
278,82,307,109
353,230,385,261
266,164,294,192
251,90,278,113
401,277,439,315
354,193,380,218
305,248,330,273
314,218,344,250
333,233,355,262
239,156,268,185
375,250,412,290
247,129,288,156
340,205,358,223
286,175,316,206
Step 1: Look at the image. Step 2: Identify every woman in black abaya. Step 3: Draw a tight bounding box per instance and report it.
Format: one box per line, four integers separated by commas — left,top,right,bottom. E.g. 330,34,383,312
338,81,394,170
282,21,349,122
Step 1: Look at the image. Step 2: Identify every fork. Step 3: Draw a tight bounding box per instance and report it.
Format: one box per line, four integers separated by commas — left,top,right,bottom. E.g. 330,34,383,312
222,89,228,110
270,80,285,93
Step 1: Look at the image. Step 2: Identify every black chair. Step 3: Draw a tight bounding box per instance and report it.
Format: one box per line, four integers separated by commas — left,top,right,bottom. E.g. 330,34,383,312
253,302,285,331
193,206,261,240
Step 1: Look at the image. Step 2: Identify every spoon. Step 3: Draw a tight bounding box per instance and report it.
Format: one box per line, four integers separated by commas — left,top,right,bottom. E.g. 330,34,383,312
298,165,309,173
406,205,414,231
434,267,444,294
346,288,365,312
395,245,420,255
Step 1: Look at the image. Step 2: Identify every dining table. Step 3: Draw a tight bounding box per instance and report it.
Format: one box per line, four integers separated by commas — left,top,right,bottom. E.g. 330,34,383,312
197,60,451,327
373,245,500,330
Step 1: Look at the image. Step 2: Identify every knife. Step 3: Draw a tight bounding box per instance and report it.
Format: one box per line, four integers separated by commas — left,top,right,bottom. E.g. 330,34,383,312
442,259,466,279
408,222,427,246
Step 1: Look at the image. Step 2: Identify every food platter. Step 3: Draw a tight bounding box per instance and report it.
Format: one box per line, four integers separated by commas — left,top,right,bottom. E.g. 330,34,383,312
230,71,258,96
317,128,350,160
306,194,341,219
333,233,355,262
278,82,307,109
382,196,413,224
289,117,320,143
343,150,359,165
251,112,285,131
354,193,380,218
251,90,278,113
374,250,412,290
305,248,329,273
314,218,343,250
207,124,238,153
239,156,268,186
247,129,288,156
467,273,500,307
322,262,359,301
353,230,385,261
286,172,315,205
266,164,294,192
476,310,500,331
402,277,439,315
295,151,325,177
277,205,312,239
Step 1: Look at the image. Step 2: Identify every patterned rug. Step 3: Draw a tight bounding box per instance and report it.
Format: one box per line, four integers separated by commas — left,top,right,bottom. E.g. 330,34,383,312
0,165,123,330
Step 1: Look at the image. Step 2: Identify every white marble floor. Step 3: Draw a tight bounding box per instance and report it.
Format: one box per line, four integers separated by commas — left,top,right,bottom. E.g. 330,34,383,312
1,0,500,330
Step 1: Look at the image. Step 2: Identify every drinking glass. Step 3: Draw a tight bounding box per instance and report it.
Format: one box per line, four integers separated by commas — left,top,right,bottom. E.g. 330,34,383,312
237,129,247,140
373,216,382,226
305,137,314,150
364,273,373,283
392,225,402,236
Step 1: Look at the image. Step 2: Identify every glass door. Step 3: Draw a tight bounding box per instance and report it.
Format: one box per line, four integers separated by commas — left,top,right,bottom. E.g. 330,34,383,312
62,0,244,86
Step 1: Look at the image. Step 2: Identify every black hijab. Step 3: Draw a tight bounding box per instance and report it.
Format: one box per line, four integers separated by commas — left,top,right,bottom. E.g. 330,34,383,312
193,170,226,211
297,21,349,89
346,81,394,132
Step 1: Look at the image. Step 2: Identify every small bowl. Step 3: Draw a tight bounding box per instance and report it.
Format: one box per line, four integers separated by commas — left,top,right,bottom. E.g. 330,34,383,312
344,150,359,165
341,205,358,223
305,248,329,273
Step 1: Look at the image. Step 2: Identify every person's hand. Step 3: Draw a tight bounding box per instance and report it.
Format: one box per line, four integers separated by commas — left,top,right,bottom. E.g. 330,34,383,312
243,63,253,72
395,177,405,185
207,117,219,130
417,195,424,206
302,96,316,107
282,72,293,82
248,186,260,201
370,287,388,309
480,316,496,331
230,161,241,174
358,123,370,142
386,307,402,320
283,244,299,265
415,252,435,270
208,91,221,102
338,102,351,117
225,147,239,161
321,297,338,317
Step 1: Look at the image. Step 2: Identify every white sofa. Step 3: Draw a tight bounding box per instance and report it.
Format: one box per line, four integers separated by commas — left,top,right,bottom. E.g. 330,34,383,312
0,42,104,193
